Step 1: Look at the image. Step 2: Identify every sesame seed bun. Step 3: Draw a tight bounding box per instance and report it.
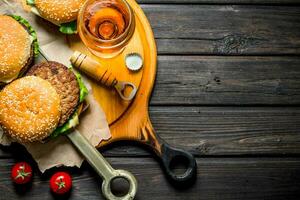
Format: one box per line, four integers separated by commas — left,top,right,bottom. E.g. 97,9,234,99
0,76,61,143
0,15,32,84
35,0,86,24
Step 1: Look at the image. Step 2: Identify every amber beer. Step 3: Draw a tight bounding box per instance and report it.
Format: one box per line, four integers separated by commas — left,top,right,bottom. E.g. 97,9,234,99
78,0,135,58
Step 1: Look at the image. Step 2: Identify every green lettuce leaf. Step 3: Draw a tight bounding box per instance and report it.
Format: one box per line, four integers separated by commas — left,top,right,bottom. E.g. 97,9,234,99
59,21,78,34
50,70,88,138
74,70,89,102
26,0,35,5
50,108,80,138
10,15,39,57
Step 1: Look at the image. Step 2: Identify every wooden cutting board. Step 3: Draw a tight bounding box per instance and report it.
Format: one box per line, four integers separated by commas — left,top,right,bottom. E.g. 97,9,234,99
67,0,197,183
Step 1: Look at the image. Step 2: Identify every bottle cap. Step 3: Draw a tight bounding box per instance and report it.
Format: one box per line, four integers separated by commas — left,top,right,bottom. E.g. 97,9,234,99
125,53,143,71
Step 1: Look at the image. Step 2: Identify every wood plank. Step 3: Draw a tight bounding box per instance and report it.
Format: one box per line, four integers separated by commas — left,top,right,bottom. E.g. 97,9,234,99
140,5,300,55
103,107,300,156
151,56,300,105
1,107,299,157
0,157,299,200
149,106,300,156
98,106,300,156
138,0,300,4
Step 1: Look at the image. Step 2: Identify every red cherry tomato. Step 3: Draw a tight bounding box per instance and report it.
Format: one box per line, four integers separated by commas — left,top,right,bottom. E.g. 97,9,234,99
50,172,72,194
11,162,33,184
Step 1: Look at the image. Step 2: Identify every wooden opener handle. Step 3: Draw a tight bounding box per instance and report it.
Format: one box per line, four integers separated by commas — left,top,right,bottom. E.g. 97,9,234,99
70,51,137,101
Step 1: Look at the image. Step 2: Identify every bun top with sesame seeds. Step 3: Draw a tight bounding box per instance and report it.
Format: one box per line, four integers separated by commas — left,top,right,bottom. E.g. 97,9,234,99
0,15,32,84
34,0,86,24
0,76,61,143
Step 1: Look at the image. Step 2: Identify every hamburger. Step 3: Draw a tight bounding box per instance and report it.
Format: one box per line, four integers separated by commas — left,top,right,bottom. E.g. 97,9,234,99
27,0,85,34
0,61,88,143
0,15,39,86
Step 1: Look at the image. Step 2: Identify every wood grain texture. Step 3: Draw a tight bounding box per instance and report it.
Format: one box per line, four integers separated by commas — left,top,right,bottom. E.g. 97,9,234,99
0,2,299,200
67,0,149,124
150,56,300,105
1,106,299,157
0,157,299,200
149,106,300,155
140,5,300,55
102,106,300,156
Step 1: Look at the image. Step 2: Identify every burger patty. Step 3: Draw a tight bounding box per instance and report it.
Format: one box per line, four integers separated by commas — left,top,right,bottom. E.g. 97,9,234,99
26,61,80,126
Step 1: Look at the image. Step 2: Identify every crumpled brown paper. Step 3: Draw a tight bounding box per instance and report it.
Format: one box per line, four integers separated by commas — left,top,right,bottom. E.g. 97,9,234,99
0,0,111,172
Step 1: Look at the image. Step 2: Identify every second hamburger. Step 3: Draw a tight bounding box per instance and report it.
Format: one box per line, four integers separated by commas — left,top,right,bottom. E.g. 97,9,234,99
0,15,39,86
0,61,88,143
27,0,85,34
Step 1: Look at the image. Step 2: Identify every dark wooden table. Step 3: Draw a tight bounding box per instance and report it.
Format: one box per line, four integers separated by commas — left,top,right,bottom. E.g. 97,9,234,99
1,0,300,199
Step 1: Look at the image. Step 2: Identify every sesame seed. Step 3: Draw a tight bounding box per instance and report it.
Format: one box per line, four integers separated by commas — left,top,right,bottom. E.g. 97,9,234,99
35,0,85,23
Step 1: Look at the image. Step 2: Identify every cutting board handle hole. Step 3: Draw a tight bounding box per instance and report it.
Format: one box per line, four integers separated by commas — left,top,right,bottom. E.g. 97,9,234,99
169,155,190,176
161,143,197,182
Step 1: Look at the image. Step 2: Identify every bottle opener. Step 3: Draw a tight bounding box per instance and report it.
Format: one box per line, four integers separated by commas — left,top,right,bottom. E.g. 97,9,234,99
70,51,137,101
